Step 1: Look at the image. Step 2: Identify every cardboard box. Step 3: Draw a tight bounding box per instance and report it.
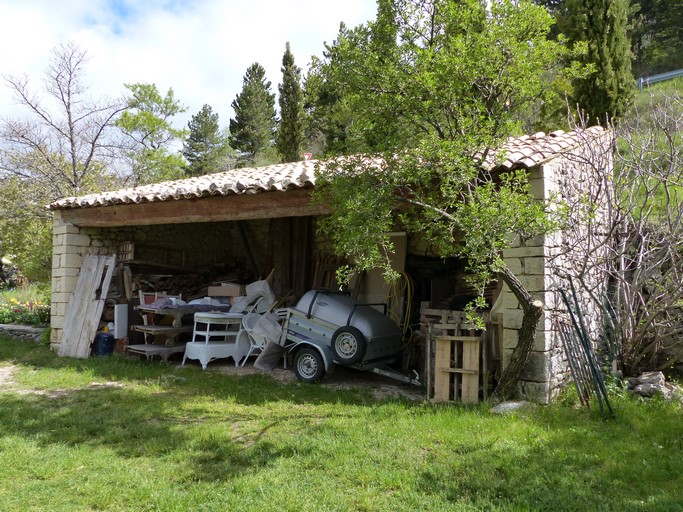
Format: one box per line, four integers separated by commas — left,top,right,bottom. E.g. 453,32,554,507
207,283,246,297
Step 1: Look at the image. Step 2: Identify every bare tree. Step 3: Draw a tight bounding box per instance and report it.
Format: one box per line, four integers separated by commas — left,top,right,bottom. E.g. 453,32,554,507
552,90,683,375
0,42,125,281
0,41,125,199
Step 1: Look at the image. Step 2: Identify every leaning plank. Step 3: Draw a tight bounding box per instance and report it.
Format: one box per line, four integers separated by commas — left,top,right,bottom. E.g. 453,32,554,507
59,255,116,358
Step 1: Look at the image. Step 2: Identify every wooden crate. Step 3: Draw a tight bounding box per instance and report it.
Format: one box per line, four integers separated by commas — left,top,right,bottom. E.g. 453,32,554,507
434,335,481,403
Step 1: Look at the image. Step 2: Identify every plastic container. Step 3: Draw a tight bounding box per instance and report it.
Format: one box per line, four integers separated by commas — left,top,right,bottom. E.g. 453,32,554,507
93,332,115,356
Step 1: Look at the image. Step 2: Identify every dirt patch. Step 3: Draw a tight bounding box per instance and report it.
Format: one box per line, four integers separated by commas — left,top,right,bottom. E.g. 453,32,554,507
0,365,17,388
208,362,425,401
0,365,127,398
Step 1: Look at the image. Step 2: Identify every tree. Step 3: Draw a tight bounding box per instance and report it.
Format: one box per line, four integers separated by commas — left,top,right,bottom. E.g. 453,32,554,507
304,23,370,157
0,42,124,281
116,83,188,185
229,63,278,167
276,42,306,163
555,87,683,376
631,0,683,77
312,0,568,401
182,104,233,176
564,0,634,124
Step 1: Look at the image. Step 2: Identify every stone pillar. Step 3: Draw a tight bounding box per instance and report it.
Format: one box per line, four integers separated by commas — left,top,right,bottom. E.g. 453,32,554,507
50,212,92,350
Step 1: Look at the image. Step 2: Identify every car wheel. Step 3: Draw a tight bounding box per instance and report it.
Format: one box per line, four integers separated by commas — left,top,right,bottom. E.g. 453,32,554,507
293,347,325,383
331,326,366,365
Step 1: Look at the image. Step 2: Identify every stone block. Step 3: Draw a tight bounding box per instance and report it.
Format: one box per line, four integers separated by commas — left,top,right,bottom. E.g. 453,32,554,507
51,316,64,329
522,257,545,276
500,291,522,309
51,266,80,279
60,276,78,294
505,258,522,275
504,309,525,330
503,328,519,350
518,275,547,293
503,246,545,259
517,380,551,404
529,177,545,199
62,233,91,247
53,223,80,236
51,302,66,318
520,350,552,382
61,253,83,269
503,327,549,351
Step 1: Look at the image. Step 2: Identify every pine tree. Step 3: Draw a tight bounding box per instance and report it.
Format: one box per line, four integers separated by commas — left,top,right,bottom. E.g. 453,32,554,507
276,43,306,163
182,104,231,176
229,63,277,167
565,0,634,124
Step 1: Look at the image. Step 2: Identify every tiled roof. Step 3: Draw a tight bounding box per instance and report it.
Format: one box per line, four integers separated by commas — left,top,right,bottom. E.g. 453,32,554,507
49,126,606,210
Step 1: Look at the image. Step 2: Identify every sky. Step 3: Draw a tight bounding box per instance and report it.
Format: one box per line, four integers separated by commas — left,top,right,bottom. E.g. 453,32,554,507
0,0,377,128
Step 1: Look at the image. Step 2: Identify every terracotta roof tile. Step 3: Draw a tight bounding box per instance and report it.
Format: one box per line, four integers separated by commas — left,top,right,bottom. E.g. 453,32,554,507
49,127,606,210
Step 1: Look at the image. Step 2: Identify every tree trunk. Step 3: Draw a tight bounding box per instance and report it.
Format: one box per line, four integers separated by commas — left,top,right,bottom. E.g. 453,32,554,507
491,266,544,403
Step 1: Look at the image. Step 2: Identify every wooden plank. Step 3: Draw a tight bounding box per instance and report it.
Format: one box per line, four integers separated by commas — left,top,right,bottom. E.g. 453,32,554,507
72,256,106,357
438,368,478,375
73,256,116,358
433,337,452,401
58,189,330,228
461,337,481,403
435,335,480,342
59,255,97,356
60,255,116,358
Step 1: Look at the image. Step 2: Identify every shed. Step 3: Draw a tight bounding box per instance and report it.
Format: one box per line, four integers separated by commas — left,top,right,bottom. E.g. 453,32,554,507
48,126,610,403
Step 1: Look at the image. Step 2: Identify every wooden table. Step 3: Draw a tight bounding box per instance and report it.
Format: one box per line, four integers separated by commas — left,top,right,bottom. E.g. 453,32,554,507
128,305,234,362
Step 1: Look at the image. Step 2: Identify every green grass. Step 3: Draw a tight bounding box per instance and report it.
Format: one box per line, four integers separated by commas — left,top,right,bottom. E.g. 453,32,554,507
0,337,682,511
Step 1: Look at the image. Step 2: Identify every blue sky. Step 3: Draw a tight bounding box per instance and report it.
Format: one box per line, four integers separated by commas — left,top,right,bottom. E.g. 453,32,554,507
0,0,377,128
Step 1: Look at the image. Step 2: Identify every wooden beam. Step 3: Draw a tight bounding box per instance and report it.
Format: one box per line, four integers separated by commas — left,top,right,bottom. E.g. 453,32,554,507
57,189,331,227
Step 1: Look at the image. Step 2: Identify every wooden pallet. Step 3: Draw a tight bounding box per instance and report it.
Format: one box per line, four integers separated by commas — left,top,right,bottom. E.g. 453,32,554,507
434,335,481,403
421,303,503,403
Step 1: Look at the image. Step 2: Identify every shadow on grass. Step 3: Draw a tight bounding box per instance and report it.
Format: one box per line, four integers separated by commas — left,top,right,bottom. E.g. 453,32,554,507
0,337,389,406
0,337,395,482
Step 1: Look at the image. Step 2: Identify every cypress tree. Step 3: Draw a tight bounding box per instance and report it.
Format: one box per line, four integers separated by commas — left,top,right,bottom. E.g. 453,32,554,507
565,0,634,124
229,63,277,166
183,104,230,176
276,42,306,163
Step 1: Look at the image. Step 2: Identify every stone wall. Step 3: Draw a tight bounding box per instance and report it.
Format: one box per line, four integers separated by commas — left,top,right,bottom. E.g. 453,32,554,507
0,324,45,342
495,142,612,403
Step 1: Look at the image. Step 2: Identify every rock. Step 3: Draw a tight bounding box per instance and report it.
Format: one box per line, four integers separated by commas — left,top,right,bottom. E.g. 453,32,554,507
633,383,659,398
638,371,666,387
490,400,535,414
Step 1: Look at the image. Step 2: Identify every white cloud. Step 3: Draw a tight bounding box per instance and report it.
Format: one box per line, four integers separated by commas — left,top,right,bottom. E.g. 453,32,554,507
0,0,376,127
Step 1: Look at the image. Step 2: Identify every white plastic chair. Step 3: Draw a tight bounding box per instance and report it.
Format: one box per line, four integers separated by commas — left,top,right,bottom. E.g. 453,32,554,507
239,311,284,367
230,279,276,314
238,313,268,366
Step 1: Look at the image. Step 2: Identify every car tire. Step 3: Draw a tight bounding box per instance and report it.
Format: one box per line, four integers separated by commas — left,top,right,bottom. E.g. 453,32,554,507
293,347,326,383
331,326,367,365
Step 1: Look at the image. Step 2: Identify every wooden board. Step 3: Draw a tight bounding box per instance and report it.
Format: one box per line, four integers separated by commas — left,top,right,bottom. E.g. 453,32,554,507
59,255,116,358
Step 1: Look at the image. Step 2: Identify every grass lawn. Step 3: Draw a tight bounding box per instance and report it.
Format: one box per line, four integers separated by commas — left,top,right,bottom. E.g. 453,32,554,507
0,337,681,511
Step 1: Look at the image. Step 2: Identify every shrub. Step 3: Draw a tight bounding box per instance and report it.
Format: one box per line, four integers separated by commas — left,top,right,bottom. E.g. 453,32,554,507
0,284,51,326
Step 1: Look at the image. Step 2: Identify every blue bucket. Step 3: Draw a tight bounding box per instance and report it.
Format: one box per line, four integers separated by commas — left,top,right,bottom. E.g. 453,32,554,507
93,332,115,356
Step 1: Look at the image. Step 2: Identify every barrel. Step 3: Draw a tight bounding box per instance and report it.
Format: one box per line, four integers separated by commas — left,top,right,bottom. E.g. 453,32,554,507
93,332,115,356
